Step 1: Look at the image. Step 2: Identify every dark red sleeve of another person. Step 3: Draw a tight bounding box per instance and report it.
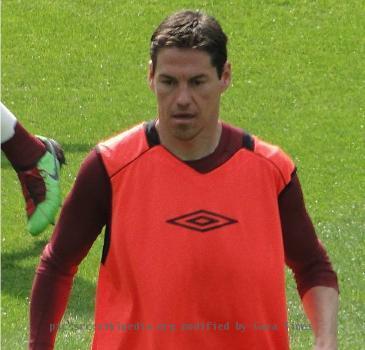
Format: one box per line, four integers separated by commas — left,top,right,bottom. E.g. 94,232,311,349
1,122,46,171
29,149,110,349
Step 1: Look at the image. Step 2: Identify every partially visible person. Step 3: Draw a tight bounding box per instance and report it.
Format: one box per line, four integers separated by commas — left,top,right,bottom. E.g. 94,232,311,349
29,10,339,350
1,102,65,235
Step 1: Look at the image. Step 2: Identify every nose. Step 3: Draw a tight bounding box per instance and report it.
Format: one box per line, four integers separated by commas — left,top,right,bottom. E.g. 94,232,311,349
176,85,192,109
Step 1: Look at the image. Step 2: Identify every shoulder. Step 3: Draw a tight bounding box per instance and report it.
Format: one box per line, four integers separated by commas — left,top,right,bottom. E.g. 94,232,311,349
251,136,295,186
244,134,296,193
220,122,295,182
97,123,150,177
221,122,295,185
98,123,145,148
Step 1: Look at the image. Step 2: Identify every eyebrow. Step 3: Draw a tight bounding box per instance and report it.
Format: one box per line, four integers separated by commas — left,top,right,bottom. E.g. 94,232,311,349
190,74,208,80
158,74,176,80
158,74,208,81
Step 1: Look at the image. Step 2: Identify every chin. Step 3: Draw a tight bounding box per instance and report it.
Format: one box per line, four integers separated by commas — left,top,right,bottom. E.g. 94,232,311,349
172,125,201,141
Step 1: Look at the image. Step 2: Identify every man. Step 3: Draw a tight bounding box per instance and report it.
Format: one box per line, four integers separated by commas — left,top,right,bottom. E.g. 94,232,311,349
29,10,339,349
1,102,65,235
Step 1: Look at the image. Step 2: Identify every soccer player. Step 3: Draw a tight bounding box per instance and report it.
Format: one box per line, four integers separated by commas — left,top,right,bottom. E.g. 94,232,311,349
29,10,339,349
1,102,65,235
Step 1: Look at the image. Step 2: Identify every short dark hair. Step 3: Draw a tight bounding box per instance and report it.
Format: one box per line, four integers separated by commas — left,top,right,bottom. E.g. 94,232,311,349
150,10,228,78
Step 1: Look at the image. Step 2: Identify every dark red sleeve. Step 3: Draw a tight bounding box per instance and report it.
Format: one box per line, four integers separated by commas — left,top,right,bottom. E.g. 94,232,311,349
279,173,339,298
1,122,46,171
29,149,111,349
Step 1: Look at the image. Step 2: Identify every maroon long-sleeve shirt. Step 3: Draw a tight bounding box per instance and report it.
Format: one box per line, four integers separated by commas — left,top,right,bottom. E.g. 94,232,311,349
1,122,46,170
29,122,338,349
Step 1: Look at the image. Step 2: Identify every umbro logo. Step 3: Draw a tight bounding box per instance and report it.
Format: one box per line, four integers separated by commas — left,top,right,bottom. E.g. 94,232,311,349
166,210,238,232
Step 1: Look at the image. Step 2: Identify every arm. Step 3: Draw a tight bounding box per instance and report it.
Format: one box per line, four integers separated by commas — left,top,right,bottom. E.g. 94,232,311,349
279,173,339,348
302,286,339,349
29,149,111,349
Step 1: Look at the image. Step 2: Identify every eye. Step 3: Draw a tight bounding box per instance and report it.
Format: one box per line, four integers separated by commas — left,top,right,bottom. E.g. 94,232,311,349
161,79,175,86
192,79,205,87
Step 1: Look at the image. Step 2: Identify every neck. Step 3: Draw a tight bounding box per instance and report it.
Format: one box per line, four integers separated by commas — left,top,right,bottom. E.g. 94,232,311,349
155,120,222,161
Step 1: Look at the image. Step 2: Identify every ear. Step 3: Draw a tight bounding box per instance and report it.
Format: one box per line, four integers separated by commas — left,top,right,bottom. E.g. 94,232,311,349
220,61,232,92
148,60,155,92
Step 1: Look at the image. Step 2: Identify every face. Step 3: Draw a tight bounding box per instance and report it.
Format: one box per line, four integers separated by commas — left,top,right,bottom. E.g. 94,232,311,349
149,48,231,142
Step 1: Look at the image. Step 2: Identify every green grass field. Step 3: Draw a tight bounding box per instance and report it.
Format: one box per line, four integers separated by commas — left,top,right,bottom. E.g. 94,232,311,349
1,0,364,349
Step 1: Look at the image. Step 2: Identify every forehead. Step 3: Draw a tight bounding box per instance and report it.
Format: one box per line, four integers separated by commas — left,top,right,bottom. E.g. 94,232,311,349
154,48,215,77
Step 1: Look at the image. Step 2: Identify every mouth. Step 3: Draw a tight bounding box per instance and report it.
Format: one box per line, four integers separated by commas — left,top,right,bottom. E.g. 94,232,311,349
171,113,195,120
